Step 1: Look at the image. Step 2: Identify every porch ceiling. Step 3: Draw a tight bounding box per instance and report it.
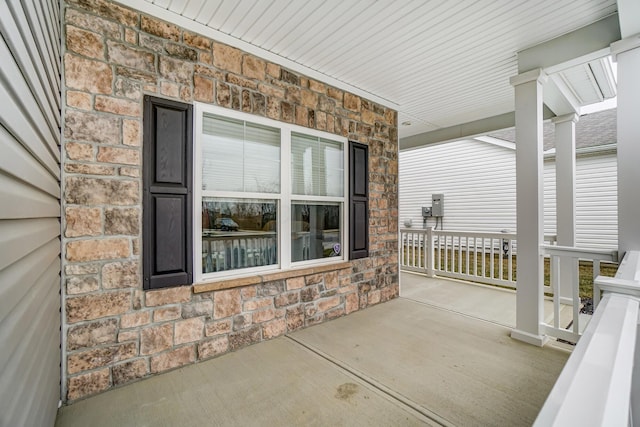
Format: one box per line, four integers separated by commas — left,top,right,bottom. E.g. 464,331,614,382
132,0,617,138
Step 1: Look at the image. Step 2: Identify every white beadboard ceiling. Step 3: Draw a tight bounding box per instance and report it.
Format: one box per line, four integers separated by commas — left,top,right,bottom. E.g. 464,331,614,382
138,0,618,138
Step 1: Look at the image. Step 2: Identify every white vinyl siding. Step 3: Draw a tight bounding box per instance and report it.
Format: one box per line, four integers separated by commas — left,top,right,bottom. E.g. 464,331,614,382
0,1,61,425
399,140,617,250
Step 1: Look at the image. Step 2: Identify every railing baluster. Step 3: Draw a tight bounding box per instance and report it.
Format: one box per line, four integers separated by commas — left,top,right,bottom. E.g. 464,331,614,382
465,236,470,276
458,236,463,274
552,255,560,329
508,239,513,282
572,255,580,334
593,259,601,308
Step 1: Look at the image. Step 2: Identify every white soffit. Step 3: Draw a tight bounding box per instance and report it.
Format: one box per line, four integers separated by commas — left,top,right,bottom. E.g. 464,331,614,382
134,0,618,138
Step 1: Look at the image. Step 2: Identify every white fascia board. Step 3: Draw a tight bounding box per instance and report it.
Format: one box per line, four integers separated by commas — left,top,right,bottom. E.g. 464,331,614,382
544,75,581,115
115,0,399,110
518,14,621,74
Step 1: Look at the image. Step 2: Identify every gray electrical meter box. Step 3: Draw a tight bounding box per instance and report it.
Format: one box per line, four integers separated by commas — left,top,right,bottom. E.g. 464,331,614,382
432,194,444,217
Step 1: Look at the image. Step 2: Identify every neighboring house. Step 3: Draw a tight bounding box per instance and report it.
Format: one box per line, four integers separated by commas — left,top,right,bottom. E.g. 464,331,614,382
1,1,399,425
399,109,618,250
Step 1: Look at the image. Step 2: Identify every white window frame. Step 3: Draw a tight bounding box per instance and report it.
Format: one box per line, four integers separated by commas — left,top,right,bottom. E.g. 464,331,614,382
193,103,349,283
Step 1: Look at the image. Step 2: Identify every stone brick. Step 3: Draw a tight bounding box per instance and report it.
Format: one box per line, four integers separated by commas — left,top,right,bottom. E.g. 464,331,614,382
286,87,301,104
317,296,341,312
95,96,141,117
140,323,173,355
141,15,180,42
159,56,193,85
65,8,121,39
67,91,92,110
324,271,339,289
66,291,131,323
122,119,141,146
199,51,213,64
66,275,100,295
112,359,148,386
65,110,119,144
343,93,361,111
305,274,323,286
67,368,110,401
66,25,104,59
139,33,164,53
262,318,286,339
119,167,139,178
68,0,138,25
115,78,142,100
243,297,273,312
213,43,242,73
301,90,318,109
68,342,137,374
232,313,252,331
213,288,241,319
160,81,180,98
65,53,112,94
281,69,299,85
240,286,257,299
119,311,150,328
193,75,213,102
281,101,293,123
324,306,345,321
65,177,139,206
266,97,280,120
242,56,266,80
181,300,213,319
286,276,305,290
327,87,343,102
65,163,115,176
205,319,231,337
300,286,320,303
274,291,299,308
153,306,181,322
102,260,139,289
258,83,285,99
180,85,192,102
124,28,137,44
145,286,192,307
116,66,157,85
118,330,138,342
66,238,130,262
316,111,327,130
165,43,197,61
230,86,240,110
107,41,155,72
104,207,139,235
368,289,381,305
266,62,280,78
295,106,309,127
258,281,285,297
229,325,261,351
65,263,100,275
184,31,211,50
65,142,94,161
286,306,304,331
174,317,204,345
216,81,231,107
304,303,317,317
252,92,266,116
252,308,276,324
65,206,101,237
150,346,195,373
345,293,359,314
197,336,229,360
67,318,118,351
309,79,327,94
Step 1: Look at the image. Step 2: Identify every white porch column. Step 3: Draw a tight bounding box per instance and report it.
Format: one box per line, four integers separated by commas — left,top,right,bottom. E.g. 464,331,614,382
510,69,548,346
612,35,640,257
553,113,579,304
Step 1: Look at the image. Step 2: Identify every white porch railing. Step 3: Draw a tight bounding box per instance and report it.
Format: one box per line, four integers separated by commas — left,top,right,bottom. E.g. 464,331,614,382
400,228,560,289
541,244,618,344
535,250,640,426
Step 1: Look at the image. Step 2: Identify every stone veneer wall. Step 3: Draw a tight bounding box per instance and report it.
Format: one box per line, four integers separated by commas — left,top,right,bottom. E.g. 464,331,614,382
61,0,398,402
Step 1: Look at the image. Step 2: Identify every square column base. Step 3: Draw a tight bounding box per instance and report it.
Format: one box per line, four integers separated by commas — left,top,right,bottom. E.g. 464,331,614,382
511,328,549,347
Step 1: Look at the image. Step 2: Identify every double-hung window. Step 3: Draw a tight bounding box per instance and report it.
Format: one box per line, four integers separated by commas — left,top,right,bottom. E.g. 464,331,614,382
194,104,348,282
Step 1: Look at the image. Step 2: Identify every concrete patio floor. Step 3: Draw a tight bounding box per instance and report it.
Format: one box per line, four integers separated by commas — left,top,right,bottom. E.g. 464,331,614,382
56,273,571,426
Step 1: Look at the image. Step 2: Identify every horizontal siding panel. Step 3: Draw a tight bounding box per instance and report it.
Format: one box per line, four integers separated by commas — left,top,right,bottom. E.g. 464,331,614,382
0,0,61,425
0,125,59,197
0,173,60,219
400,140,617,250
0,218,60,270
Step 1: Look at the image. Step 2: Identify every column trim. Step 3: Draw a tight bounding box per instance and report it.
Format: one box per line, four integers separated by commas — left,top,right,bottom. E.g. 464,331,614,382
611,33,640,60
510,68,548,87
552,113,579,125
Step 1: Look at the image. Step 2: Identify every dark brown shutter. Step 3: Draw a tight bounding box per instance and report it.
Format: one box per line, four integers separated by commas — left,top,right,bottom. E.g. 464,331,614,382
143,96,193,290
349,141,369,259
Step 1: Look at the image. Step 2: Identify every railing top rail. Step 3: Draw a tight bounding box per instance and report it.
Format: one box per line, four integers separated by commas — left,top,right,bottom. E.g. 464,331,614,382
399,228,517,240
541,244,618,262
534,293,638,426
595,250,640,297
